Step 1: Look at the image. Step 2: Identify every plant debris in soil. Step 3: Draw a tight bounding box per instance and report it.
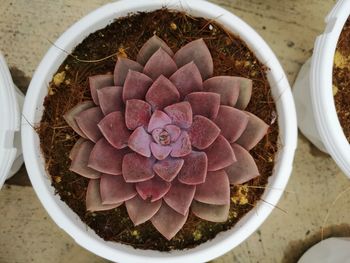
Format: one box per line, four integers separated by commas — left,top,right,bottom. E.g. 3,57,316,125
333,17,350,142
37,9,279,251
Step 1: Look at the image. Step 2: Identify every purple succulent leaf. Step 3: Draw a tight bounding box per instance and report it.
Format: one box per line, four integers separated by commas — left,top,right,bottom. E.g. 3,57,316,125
203,76,242,107
69,137,87,160
143,48,177,80
114,58,143,86
169,61,203,99
194,170,230,205
185,92,220,120
74,106,104,143
136,176,171,202
147,110,172,132
100,174,137,204
153,157,184,182
86,179,122,212
125,195,162,225
225,144,260,185
128,126,152,157
122,70,153,102
173,39,213,80
163,179,196,215
170,131,192,158
214,105,249,143
97,86,123,115
164,101,193,129
89,74,114,105
145,75,180,110
98,111,130,149
177,151,207,185
235,77,253,110
191,200,230,222
150,143,172,160
235,112,269,150
63,101,95,139
69,140,101,179
151,202,189,241
122,153,155,183
125,99,152,130
188,115,220,150
137,35,174,66
204,135,236,171
88,138,128,175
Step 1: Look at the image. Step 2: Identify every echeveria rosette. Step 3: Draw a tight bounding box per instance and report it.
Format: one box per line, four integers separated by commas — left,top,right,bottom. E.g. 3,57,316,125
63,35,269,240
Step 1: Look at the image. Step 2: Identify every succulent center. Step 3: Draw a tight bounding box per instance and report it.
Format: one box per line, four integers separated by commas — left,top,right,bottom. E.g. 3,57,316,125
158,130,171,145
152,128,171,146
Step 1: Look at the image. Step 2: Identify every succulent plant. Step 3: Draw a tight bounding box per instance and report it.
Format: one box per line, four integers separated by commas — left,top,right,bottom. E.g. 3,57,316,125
63,35,269,240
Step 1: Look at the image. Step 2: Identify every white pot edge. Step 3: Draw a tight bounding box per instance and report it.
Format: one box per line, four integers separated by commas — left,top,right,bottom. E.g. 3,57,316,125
21,0,297,262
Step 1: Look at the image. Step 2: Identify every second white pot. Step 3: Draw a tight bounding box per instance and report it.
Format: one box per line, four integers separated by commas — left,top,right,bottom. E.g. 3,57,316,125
293,0,350,178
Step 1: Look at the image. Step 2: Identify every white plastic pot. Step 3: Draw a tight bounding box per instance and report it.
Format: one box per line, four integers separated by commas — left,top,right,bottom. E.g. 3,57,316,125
0,52,24,189
298,238,350,263
293,0,350,178
22,0,297,262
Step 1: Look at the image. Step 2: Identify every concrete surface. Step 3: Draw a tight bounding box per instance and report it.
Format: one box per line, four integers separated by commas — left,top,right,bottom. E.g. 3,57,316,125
1,0,350,262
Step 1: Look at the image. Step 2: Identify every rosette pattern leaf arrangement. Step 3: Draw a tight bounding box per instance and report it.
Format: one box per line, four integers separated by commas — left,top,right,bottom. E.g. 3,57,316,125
64,35,269,240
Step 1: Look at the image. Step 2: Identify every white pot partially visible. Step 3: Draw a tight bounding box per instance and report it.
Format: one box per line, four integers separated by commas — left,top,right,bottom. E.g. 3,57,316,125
22,0,297,262
0,52,24,189
293,0,350,178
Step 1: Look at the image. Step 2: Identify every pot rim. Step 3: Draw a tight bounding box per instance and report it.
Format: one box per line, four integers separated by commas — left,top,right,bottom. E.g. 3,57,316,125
22,0,297,262
310,0,350,178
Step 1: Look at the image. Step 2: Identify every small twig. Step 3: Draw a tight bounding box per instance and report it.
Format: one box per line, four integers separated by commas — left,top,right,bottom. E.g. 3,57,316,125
260,198,287,214
47,39,118,63
321,185,350,240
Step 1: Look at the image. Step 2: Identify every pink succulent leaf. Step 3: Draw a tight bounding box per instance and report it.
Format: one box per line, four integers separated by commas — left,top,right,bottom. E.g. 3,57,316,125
125,195,162,225
194,170,230,205
69,140,101,179
69,137,87,160
177,151,207,185
165,125,181,142
136,176,171,202
203,76,241,107
89,74,114,105
153,157,184,182
63,101,95,139
114,58,143,86
122,70,153,102
88,138,128,175
125,99,152,130
145,75,180,110
75,107,104,143
173,39,213,80
164,101,193,129
122,153,155,183
100,174,137,204
185,92,220,120
97,86,123,115
236,112,269,150
169,61,203,98
204,135,236,171
225,144,260,184
147,110,172,132
191,201,230,222
164,179,196,215
214,105,249,143
98,111,130,149
86,179,122,212
151,202,189,240
128,127,152,157
170,131,192,158
143,48,178,80
150,143,172,160
188,115,220,150
235,78,253,110
137,35,174,66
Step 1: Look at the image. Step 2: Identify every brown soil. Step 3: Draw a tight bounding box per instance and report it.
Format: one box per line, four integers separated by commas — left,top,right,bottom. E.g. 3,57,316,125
38,9,279,251
333,17,350,142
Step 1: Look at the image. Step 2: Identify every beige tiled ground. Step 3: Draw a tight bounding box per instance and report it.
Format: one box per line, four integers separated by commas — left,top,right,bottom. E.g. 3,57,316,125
1,0,350,262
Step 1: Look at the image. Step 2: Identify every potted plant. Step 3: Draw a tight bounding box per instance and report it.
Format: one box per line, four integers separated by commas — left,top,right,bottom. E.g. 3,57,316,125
22,0,297,262
293,0,350,178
